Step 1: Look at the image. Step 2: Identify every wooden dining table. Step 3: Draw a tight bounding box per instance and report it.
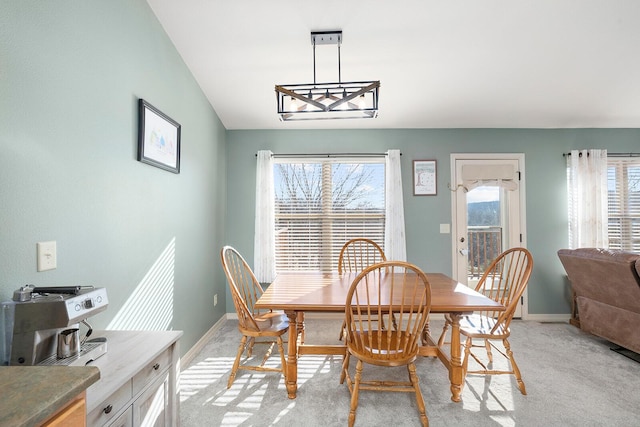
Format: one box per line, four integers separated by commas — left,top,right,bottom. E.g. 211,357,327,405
254,271,504,402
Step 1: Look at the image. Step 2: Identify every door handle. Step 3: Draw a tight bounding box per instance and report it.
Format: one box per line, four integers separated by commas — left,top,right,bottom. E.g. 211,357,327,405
459,249,469,256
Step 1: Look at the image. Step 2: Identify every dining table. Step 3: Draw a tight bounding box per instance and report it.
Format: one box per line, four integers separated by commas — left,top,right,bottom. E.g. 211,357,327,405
254,271,504,402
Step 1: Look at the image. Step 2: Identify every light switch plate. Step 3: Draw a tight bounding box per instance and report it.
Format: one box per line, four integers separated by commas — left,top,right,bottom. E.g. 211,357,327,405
440,224,451,234
37,241,57,271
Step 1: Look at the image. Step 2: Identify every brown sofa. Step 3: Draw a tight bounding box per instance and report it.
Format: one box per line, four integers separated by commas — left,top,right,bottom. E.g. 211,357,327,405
557,248,640,354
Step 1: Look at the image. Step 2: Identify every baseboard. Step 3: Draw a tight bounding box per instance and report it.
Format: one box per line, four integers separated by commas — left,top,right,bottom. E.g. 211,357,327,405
524,313,572,323
223,312,570,323
227,312,570,322
181,315,228,368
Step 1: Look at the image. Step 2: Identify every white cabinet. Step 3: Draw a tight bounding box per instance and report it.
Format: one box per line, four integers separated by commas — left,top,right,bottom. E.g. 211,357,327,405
132,373,169,426
107,407,132,427
86,330,182,427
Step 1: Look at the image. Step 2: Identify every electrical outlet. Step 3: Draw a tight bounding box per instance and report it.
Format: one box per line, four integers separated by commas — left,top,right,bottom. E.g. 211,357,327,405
214,294,218,306
37,241,57,271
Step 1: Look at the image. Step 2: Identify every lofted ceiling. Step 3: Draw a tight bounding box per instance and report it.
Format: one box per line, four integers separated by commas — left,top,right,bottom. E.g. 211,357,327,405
146,0,640,130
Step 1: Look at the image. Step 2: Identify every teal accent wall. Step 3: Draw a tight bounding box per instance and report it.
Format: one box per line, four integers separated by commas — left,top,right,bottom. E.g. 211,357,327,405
226,129,640,316
2,2,639,360
0,1,227,355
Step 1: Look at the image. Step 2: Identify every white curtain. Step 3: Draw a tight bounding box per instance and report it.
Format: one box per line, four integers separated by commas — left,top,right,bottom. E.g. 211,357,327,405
254,150,276,282
567,149,608,248
384,149,407,261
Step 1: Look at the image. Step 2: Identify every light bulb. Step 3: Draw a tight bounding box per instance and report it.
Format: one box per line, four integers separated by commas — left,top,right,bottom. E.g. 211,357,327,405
339,90,349,110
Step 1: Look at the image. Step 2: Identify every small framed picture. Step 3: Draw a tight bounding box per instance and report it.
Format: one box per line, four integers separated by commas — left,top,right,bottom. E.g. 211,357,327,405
413,160,437,196
137,99,181,174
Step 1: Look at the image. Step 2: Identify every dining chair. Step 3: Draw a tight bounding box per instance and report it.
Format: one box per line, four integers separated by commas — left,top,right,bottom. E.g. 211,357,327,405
220,246,289,389
337,238,390,340
341,261,432,427
437,247,533,395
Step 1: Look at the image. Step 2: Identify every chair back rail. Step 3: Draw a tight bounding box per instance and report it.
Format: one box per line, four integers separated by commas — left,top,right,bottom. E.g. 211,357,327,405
221,246,264,332
345,261,431,364
338,238,386,274
475,247,533,332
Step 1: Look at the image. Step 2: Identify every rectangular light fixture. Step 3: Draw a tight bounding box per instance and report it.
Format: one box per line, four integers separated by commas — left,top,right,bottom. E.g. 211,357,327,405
275,31,380,121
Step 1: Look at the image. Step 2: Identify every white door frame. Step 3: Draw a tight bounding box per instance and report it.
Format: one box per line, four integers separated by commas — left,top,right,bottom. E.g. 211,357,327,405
450,153,528,319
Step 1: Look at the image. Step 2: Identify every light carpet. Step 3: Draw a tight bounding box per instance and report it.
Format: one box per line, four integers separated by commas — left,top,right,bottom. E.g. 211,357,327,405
179,318,640,426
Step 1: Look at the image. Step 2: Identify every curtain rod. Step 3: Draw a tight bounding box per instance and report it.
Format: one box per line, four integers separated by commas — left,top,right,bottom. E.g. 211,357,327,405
256,152,399,158
563,152,640,157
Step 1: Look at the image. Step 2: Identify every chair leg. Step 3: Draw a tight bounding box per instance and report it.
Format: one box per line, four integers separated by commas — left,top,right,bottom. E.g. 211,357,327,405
461,336,472,387
348,359,363,427
484,339,493,363
504,338,527,395
340,352,351,384
247,337,255,357
339,319,346,341
228,335,248,388
277,336,288,382
407,363,429,427
437,321,450,347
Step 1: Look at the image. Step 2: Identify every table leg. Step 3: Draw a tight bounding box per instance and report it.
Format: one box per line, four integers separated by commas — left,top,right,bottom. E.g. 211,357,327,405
285,310,300,399
421,319,431,346
296,311,305,344
448,313,463,402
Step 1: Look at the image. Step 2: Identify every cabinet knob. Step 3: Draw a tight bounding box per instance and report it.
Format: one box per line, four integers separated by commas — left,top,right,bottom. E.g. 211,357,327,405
153,363,160,370
103,404,113,414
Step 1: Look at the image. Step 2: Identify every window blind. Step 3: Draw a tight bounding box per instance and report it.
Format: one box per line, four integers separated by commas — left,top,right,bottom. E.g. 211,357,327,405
608,158,640,252
274,159,385,272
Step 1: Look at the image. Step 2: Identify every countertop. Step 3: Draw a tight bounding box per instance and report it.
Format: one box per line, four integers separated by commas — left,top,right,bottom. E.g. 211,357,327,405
0,365,100,427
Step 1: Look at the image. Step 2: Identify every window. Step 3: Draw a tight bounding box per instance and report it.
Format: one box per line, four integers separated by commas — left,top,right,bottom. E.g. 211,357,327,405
608,157,640,251
273,158,385,272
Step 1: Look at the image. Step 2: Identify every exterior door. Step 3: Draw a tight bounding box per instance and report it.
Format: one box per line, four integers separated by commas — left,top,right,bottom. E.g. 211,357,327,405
450,154,527,318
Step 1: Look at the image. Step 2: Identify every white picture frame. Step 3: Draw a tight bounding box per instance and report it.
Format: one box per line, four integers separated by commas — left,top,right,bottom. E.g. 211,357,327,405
413,160,437,196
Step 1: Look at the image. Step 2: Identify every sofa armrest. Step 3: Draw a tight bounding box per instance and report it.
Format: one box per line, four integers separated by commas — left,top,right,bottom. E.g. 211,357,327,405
557,248,640,314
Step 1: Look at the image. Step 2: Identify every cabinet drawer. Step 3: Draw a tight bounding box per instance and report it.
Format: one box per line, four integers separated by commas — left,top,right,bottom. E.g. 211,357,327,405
133,372,169,427
107,405,132,427
88,380,132,427
132,349,170,395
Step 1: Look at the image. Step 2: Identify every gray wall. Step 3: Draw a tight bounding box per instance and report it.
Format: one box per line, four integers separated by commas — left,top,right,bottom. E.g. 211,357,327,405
0,1,227,355
226,129,640,316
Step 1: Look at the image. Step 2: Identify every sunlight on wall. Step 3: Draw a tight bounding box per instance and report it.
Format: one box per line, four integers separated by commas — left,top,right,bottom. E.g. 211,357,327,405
107,238,175,330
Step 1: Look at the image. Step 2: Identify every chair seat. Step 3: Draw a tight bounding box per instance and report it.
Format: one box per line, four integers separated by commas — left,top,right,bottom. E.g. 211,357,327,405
350,330,418,366
249,311,289,335
459,314,509,338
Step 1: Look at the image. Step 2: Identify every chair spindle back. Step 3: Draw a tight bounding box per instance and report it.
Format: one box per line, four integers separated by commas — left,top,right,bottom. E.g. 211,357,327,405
475,247,533,331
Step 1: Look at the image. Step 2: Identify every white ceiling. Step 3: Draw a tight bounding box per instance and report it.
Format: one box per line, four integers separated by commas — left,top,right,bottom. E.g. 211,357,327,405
146,0,640,130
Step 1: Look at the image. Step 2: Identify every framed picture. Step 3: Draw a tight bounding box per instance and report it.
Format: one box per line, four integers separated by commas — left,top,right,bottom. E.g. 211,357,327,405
413,160,437,196
137,99,181,173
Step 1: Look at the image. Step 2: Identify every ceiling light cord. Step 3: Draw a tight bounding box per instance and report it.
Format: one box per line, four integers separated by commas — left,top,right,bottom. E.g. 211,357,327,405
313,40,317,86
313,36,342,85
338,43,342,84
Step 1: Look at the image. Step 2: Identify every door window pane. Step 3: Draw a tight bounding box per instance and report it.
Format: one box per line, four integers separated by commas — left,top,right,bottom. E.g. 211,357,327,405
467,186,503,279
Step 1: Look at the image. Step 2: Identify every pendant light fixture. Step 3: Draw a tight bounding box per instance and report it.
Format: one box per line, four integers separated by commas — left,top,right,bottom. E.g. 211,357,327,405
275,31,380,121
